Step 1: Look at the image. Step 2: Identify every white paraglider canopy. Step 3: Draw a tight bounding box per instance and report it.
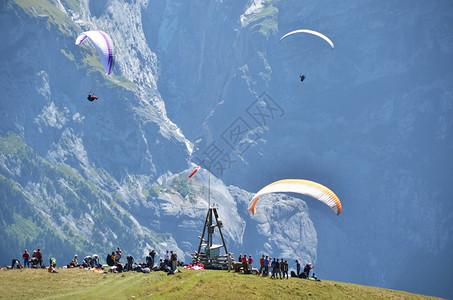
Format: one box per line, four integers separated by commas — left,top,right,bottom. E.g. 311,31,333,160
280,29,334,49
75,30,114,75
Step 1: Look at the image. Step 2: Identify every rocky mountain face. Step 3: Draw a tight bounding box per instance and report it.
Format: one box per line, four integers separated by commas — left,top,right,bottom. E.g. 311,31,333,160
1,0,452,298
148,0,453,297
0,0,318,277
0,0,193,263
150,0,453,297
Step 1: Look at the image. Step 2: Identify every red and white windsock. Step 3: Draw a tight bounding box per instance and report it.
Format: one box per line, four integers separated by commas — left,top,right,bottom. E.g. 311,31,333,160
188,166,201,178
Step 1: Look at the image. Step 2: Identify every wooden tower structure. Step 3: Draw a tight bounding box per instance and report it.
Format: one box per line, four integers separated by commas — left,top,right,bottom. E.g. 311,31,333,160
191,207,234,268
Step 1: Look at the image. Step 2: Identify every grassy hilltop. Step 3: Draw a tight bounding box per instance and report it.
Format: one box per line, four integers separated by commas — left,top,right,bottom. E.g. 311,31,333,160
0,268,441,299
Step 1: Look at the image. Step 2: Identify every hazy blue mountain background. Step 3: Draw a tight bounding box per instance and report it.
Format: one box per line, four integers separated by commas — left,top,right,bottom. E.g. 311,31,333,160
1,0,452,298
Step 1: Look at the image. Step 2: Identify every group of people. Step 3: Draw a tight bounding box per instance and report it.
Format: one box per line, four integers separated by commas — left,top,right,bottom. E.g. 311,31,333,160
236,253,255,274
10,247,318,280
103,248,180,274
294,260,318,280
10,249,59,272
105,247,123,267
231,253,317,280
68,254,101,269
9,246,182,273
252,255,289,279
13,249,43,269
162,250,179,272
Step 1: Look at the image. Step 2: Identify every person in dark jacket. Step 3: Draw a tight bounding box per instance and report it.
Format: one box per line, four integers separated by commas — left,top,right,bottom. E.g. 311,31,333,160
303,263,314,278
282,260,289,279
126,255,134,271
87,93,99,102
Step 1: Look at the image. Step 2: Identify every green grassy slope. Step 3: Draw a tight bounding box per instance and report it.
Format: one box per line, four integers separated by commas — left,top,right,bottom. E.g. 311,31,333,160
0,268,441,299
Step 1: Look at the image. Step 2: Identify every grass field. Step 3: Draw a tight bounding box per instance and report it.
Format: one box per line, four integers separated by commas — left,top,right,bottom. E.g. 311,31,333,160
0,268,441,299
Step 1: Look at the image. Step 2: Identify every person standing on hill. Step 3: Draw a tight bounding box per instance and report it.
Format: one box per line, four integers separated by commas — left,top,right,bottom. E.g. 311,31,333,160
36,249,43,267
282,260,289,279
263,256,269,277
270,258,276,278
248,255,254,273
258,255,265,276
170,251,178,271
150,250,156,268
274,258,281,279
22,250,30,268
126,255,134,271
146,251,153,268
268,257,272,276
227,253,232,272
279,258,285,279
241,254,248,274
296,260,301,277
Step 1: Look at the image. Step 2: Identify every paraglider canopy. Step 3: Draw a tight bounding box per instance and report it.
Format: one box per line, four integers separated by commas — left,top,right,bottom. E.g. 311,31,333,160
75,30,114,75
248,179,342,215
280,29,335,49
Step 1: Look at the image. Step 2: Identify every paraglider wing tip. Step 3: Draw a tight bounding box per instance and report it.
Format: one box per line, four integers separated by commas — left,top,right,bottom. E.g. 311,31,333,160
247,207,257,214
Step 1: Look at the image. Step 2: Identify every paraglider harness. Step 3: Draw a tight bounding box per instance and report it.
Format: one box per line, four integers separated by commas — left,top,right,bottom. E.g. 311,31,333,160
300,74,306,82
106,254,115,266
87,92,99,102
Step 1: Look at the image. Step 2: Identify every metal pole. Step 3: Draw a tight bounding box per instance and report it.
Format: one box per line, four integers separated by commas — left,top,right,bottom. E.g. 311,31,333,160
208,158,210,209
207,158,211,255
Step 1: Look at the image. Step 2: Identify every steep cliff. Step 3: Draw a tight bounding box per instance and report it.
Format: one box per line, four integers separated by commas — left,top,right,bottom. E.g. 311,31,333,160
0,0,193,262
0,0,319,273
146,0,453,297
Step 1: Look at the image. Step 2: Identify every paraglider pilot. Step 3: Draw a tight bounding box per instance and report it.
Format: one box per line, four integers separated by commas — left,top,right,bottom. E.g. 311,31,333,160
87,92,99,102
300,74,306,82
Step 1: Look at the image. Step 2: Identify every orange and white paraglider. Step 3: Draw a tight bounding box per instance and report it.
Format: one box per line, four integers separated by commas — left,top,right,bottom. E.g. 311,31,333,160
247,179,342,215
